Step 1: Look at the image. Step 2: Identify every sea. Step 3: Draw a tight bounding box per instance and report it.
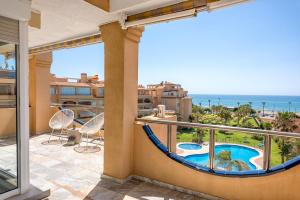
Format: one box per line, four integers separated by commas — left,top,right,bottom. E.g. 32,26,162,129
190,94,300,114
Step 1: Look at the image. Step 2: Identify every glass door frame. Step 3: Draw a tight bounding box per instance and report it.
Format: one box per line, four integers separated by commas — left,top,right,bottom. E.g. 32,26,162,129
0,39,19,200
0,19,30,200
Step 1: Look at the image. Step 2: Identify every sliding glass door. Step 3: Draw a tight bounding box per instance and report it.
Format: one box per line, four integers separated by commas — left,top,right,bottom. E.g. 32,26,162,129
0,16,19,197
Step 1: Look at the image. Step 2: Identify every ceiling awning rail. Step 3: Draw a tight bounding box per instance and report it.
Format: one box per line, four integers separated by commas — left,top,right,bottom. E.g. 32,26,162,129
122,0,249,28
28,0,249,54
29,34,102,55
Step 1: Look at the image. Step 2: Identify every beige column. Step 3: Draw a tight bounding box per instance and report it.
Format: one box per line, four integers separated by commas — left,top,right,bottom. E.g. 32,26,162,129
100,22,144,180
29,52,52,135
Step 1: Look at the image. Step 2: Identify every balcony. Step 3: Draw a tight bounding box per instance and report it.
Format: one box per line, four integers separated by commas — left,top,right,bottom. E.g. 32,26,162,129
2,99,300,199
1,0,299,199
162,91,179,98
1,130,216,199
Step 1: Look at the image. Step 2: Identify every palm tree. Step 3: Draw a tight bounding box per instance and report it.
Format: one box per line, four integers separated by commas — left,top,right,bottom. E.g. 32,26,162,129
208,99,211,109
248,101,252,108
218,108,232,125
262,102,266,116
273,112,298,132
215,150,250,171
272,112,298,163
218,97,221,106
237,102,240,107
192,128,205,143
288,102,292,112
235,104,251,126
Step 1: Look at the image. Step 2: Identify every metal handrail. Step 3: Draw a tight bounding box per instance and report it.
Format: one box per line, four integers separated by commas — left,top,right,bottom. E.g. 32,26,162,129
136,117,300,172
51,103,104,109
136,118,300,138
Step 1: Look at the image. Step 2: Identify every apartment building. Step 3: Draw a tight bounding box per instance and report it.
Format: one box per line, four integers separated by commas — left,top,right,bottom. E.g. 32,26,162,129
50,73,104,121
138,85,153,117
51,75,191,121
147,81,192,121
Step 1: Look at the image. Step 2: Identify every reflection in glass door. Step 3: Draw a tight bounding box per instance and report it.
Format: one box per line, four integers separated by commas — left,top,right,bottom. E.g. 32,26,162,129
0,42,18,194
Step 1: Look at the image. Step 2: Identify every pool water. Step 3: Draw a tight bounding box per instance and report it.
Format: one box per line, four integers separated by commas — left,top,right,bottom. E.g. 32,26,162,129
184,144,259,171
178,143,202,150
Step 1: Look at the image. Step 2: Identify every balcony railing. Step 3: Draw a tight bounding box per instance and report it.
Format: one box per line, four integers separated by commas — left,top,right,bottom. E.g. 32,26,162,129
136,118,300,174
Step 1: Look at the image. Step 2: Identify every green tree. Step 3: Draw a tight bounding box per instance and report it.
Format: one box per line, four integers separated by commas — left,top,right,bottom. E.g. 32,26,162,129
192,104,205,114
192,128,205,143
262,122,272,130
234,104,252,126
262,102,266,116
273,112,298,132
218,108,232,124
203,107,211,114
211,105,225,115
278,141,293,163
215,151,250,171
272,112,298,163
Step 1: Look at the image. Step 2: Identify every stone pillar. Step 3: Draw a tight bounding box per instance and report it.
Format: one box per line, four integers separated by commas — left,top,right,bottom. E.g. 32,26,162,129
29,52,52,135
100,22,144,181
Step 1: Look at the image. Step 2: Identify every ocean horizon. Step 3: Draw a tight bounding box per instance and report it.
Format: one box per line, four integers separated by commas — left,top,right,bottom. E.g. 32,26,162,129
190,94,300,113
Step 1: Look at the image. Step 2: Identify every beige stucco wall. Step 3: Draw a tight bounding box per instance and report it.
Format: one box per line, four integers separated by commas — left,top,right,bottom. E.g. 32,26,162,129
163,98,178,112
29,52,53,134
0,106,58,138
180,97,192,122
0,108,17,138
133,123,300,200
100,22,144,180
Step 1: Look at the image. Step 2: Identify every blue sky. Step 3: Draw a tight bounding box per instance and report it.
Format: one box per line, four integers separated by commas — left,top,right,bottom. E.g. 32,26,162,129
51,0,300,96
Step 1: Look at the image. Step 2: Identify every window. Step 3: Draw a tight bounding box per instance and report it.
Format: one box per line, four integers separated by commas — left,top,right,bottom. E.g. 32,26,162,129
63,101,76,105
0,84,12,95
0,37,18,193
144,98,151,103
77,87,91,96
50,86,56,95
61,87,76,96
78,101,92,105
98,88,104,97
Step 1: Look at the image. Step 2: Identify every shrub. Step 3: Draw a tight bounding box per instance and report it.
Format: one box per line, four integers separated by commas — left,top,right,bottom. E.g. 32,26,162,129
262,122,273,130
219,130,233,135
242,121,254,128
251,134,264,141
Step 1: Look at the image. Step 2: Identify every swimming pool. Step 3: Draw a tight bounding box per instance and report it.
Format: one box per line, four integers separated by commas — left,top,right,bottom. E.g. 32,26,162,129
184,144,259,171
178,143,202,150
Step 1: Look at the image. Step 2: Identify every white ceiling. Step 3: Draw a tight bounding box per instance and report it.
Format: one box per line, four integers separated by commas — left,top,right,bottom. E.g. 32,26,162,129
29,0,184,48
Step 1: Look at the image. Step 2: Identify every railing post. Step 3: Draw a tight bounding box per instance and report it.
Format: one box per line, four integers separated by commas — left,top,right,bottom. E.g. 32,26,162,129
263,134,272,170
167,124,172,152
209,129,215,170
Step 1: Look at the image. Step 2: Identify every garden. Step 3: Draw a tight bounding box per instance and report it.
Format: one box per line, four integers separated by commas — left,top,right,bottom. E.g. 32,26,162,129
177,104,300,167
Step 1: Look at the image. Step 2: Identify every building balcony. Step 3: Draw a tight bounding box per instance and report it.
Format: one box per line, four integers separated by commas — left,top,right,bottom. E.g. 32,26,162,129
1,0,298,198
1,102,300,199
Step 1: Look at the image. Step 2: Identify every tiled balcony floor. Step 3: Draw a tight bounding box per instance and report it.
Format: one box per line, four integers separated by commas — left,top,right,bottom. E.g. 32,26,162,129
29,134,210,200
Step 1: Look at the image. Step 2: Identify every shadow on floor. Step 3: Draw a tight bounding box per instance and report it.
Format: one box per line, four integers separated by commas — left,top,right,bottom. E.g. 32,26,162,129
83,178,208,200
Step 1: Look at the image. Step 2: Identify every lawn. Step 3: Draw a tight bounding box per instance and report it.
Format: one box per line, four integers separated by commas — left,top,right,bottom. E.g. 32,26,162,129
177,128,282,167
198,114,260,129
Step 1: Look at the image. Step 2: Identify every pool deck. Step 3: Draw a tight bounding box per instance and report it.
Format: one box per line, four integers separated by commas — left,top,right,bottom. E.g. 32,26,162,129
176,142,263,169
